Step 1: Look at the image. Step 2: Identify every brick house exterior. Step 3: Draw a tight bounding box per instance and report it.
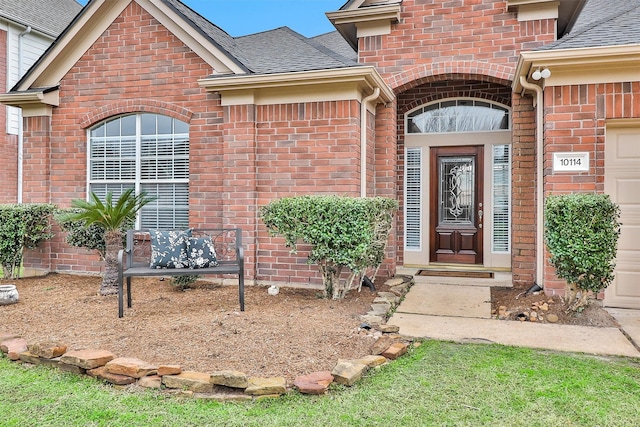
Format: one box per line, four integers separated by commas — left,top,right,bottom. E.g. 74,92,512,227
1,0,638,308
0,0,82,204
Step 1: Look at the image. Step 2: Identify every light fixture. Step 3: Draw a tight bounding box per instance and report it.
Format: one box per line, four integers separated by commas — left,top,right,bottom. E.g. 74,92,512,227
532,68,551,81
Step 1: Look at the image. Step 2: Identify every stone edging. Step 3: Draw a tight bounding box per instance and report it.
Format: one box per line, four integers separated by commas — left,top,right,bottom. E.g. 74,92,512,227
0,276,415,402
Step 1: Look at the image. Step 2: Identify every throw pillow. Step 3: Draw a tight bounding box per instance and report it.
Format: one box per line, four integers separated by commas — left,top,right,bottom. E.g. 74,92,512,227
188,236,219,268
149,229,192,269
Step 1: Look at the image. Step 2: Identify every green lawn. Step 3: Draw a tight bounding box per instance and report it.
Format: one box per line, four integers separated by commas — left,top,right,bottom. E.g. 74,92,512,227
1,340,639,426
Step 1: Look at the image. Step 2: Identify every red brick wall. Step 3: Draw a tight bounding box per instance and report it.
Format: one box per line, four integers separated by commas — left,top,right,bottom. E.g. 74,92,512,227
254,100,363,286
511,92,536,286
23,2,222,274
0,29,19,204
358,0,555,282
543,81,640,294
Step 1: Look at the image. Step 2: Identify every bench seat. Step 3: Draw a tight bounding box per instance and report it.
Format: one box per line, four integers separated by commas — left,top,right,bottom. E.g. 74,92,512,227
117,228,244,318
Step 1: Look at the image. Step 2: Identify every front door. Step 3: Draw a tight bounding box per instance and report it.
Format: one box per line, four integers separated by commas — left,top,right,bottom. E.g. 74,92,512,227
430,146,483,264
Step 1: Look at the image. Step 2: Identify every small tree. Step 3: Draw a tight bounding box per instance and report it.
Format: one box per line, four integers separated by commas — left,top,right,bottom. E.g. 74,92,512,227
0,204,56,280
545,193,621,312
64,190,154,296
260,196,398,300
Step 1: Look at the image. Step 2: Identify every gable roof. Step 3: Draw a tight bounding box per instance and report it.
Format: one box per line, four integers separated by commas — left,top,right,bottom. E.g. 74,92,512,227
537,0,640,50
0,0,82,37
234,27,358,75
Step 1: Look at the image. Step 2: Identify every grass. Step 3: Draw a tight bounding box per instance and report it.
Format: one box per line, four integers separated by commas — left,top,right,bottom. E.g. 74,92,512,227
1,340,639,426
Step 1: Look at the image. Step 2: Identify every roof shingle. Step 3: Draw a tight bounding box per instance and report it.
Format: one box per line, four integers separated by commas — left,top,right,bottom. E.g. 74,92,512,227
0,0,82,37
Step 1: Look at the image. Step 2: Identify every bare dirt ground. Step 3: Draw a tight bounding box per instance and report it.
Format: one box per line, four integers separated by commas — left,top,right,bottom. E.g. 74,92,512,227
1,274,383,382
491,285,619,327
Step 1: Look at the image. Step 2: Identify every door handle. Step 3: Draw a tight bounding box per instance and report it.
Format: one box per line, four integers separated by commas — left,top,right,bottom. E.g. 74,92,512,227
478,203,483,229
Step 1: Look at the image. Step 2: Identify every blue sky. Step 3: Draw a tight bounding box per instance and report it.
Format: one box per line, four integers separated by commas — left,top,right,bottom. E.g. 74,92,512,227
76,0,346,37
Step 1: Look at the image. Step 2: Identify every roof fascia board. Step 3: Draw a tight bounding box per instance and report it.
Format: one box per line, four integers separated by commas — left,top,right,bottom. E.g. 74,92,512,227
326,4,401,26
0,89,59,117
198,66,395,106
513,44,640,92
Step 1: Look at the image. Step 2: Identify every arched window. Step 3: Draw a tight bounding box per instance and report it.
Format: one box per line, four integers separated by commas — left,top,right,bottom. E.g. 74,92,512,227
407,99,509,133
88,113,189,228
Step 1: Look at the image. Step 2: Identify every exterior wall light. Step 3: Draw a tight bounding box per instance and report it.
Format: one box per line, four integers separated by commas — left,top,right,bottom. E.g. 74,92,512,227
532,68,551,80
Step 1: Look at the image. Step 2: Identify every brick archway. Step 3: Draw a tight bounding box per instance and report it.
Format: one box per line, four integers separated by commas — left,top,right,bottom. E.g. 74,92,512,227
389,61,515,94
79,99,194,129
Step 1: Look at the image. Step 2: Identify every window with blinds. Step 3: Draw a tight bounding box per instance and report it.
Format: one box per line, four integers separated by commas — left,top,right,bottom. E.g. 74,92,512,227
405,148,422,250
89,113,189,229
492,145,510,253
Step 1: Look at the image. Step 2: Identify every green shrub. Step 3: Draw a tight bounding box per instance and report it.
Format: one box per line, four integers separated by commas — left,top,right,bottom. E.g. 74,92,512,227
171,275,199,291
260,196,398,299
544,193,621,311
0,204,56,280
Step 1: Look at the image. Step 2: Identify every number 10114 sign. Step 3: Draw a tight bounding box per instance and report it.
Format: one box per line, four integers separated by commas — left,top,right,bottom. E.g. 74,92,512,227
553,152,589,172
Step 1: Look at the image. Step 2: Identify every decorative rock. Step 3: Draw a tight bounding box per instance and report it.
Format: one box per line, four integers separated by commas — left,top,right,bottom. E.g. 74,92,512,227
369,303,390,316
370,335,397,355
547,313,559,323
0,332,20,342
18,351,61,368
360,314,384,326
353,355,387,368
28,342,67,359
381,342,409,360
540,303,549,311
210,370,248,389
194,392,252,402
1,337,28,360
373,297,393,306
331,361,368,386
293,371,334,395
138,375,163,389
87,366,137,385
60,349,115,369
0,284,19,305
157,365,182,376
162,371,214,393
245,377,287,396
384,277,406,287
58,362,86,375
377,292,401,304
379,324,400,334
105,357,157,378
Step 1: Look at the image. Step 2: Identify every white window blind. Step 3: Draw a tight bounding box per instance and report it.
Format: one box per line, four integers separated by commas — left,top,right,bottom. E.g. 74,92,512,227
492,144,510,252
405,148,422,249
89,114,189,229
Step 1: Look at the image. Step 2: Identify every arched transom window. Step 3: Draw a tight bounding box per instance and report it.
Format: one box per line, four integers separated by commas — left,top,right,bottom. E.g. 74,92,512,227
88,113,189,229
407,99,510,133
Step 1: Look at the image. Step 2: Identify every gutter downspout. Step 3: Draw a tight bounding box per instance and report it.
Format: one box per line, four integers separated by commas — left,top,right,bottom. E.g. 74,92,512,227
360,88,380,198
519,76,544,289
17,25,32,204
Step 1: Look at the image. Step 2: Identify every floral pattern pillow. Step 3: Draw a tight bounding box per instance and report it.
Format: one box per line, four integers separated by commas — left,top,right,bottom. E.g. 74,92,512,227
188,237,219,268
149,229,192,269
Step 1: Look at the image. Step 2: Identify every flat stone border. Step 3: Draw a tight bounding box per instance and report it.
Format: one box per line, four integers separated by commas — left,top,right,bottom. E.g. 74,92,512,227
0,276,416,402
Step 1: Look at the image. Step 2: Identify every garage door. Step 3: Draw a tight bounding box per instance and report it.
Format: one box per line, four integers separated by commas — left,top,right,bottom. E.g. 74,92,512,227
604,124,640,309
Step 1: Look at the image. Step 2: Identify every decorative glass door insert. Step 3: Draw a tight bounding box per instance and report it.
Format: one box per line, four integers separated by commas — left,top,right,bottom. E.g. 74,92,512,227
430,146,483,264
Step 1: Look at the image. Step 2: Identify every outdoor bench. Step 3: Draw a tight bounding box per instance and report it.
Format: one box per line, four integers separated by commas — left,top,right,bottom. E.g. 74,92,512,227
117,228,244,318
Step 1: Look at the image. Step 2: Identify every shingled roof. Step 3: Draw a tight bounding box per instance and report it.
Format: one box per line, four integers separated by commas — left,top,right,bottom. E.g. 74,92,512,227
537,0,640,50
162,0,357,76
0,0,82,37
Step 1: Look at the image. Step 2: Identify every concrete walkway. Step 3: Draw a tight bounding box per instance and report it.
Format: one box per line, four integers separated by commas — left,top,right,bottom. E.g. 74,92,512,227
387,272,640,358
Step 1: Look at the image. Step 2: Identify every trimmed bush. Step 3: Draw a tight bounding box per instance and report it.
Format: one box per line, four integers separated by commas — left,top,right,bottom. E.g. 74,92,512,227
260,196,398,299
544,193,621,311
0,204,56,280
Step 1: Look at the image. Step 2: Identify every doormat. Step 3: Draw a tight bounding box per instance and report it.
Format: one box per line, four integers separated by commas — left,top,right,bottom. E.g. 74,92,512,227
416,270,494,279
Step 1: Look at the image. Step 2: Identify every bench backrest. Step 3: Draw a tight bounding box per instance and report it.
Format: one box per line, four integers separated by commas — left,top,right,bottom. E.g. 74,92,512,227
125,228,242,268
